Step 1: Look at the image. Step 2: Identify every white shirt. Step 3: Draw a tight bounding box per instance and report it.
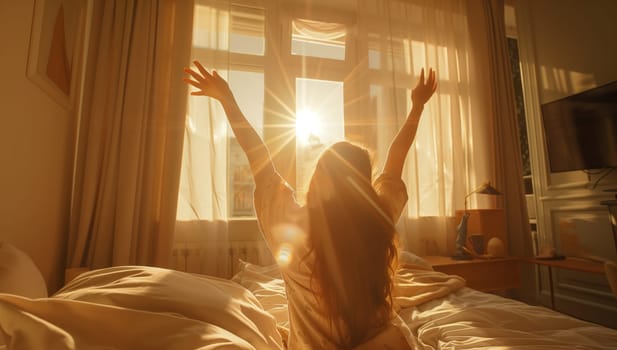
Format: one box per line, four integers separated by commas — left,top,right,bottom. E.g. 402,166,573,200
254,172,410,349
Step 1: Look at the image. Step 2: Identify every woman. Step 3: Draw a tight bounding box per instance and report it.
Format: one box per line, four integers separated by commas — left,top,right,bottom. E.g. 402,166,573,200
184,62,437,349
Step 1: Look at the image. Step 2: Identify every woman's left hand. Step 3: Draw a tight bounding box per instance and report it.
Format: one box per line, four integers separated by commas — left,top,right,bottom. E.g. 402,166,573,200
183,61,233,102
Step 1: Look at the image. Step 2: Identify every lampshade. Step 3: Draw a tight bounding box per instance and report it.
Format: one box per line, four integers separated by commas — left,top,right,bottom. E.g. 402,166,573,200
475,182,501,195
464,182,501,211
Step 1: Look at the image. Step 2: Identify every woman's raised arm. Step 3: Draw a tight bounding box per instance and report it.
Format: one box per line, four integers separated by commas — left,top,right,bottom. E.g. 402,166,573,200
183,61,276,185
382,68,437,179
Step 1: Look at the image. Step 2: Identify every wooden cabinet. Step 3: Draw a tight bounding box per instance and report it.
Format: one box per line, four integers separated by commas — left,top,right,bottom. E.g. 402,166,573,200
422,256,520,292
522,257,605,309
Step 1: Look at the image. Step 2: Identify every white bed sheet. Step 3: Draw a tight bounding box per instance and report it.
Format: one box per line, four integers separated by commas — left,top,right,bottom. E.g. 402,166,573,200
232,253,617,350
402,287,617,349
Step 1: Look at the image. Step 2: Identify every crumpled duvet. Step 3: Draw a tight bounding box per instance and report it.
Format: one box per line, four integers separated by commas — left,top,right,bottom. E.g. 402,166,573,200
0,265,284,350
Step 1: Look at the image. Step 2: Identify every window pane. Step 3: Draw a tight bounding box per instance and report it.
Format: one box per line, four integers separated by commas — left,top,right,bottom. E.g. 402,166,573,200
193,5,229,49
193,4,265,56
230,6,265,55
228,70,264,217
295,78,345,201
229,71,264,135
291,19,346,60
368,33,382,69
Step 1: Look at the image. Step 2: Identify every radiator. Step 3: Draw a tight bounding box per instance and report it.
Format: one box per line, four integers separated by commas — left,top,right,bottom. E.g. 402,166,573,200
172,240,275,278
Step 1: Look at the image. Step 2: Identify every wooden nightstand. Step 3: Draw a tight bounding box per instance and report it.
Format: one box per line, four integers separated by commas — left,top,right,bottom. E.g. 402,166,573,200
422,256,520,292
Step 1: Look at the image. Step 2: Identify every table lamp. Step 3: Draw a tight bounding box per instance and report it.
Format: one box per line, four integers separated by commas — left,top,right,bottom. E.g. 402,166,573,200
452,181,502,260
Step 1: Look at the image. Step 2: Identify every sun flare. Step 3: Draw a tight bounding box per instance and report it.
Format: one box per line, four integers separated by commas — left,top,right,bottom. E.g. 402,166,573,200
295,109,321,145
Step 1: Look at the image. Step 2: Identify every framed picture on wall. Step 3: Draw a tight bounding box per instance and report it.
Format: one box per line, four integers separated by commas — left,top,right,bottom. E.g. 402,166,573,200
26,0,89,109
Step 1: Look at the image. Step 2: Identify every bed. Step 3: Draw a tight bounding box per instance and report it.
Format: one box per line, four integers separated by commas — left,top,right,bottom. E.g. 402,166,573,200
1,243,617,349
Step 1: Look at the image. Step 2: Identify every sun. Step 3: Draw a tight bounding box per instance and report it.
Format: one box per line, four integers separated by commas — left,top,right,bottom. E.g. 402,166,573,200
295,109,321,146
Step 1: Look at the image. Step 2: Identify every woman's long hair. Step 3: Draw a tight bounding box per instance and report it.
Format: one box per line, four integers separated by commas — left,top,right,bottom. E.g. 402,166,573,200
305,141,398,347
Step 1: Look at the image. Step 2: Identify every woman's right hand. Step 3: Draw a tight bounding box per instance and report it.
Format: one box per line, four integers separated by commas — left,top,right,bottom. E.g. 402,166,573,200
411,68,437,107
381,67,437,179
183,61,233,102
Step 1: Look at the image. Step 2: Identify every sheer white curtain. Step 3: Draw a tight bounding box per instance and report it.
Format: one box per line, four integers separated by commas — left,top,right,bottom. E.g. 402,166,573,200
357,0,493,255
177,3,231,223
175,1,231,276
174,1,271,276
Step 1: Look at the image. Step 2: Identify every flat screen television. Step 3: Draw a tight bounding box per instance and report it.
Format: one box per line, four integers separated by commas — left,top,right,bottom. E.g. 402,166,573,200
541,80,617,173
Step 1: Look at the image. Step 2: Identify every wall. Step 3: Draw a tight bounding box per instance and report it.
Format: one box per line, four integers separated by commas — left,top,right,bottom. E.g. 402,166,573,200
0,1,77,293
516,0,617,327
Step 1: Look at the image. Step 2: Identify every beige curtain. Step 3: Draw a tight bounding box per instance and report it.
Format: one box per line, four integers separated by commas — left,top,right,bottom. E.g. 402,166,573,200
467,0,534,300
66,0,194,277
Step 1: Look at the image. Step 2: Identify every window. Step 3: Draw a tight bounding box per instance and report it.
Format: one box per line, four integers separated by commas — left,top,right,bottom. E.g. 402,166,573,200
183,2,352,219
228,70,264,216
180,1,468,220
291,18,346,60
178,2,265,220
193,3,265,55
284,12,354,203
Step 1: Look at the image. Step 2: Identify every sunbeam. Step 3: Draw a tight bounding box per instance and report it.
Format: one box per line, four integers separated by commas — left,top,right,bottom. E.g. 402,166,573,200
296,109,321,146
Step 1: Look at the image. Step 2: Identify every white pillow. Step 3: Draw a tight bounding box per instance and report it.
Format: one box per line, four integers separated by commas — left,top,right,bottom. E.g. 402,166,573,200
0,242,48,298
398,250,433,270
